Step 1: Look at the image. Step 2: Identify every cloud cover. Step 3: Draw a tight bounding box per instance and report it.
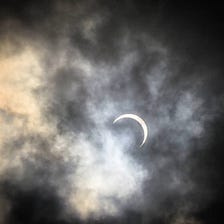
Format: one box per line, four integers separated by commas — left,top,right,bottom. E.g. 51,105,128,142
0,1,224,223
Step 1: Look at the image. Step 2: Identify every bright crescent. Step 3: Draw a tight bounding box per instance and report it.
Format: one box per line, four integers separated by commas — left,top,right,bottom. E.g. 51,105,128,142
113,113,148,147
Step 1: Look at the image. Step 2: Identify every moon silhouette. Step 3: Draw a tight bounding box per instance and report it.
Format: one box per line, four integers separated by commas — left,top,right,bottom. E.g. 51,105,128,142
113,114,148,147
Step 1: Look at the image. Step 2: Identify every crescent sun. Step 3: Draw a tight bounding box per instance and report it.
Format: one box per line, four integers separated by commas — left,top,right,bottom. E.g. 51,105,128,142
113,113,149,147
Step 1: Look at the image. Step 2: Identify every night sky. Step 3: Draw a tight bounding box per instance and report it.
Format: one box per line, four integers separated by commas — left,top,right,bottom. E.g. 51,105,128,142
0,1,224,224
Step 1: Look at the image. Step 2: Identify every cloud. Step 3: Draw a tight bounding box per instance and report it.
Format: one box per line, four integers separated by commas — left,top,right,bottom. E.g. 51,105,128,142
0,1,224,224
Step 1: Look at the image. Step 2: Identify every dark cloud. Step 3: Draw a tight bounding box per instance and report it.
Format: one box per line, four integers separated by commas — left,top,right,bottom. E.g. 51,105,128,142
0,0,53,26
2,183,63,224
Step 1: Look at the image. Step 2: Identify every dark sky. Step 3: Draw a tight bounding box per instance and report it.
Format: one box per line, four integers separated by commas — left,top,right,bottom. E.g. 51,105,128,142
0,1,224,224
